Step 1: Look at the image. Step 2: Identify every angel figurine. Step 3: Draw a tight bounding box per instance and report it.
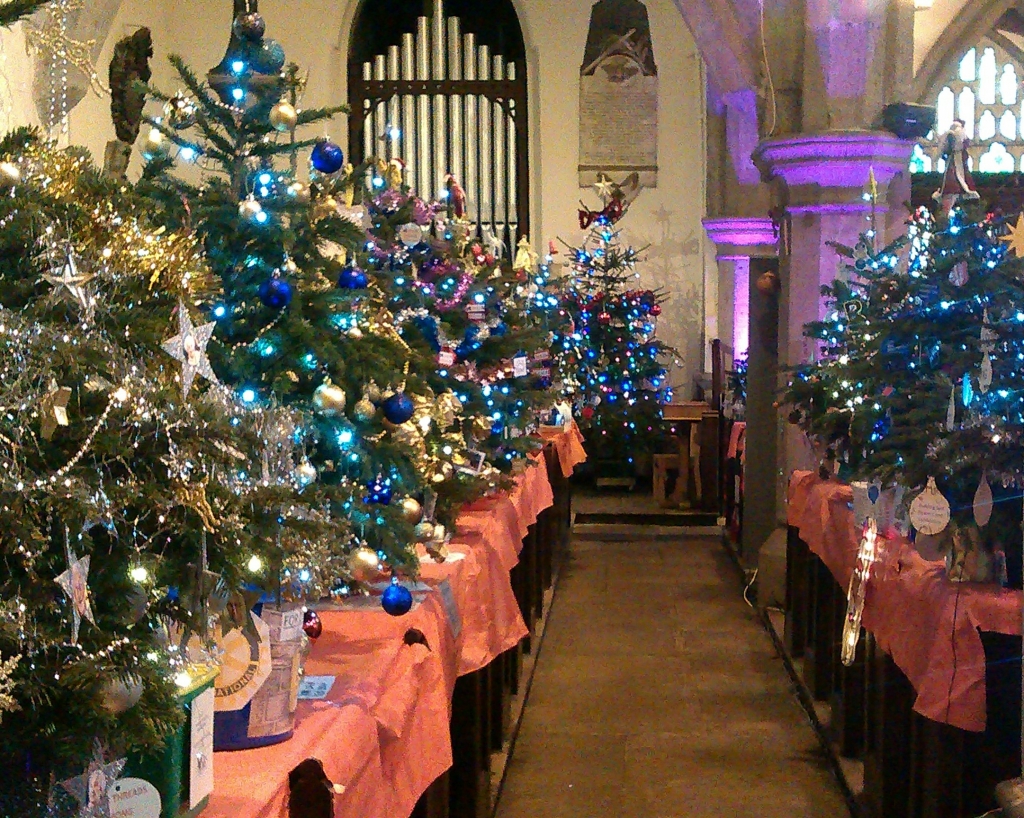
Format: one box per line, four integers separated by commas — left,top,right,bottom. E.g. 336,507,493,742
933,119,980,212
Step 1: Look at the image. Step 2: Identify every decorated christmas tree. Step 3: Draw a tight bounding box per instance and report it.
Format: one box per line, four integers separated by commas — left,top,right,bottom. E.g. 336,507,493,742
359,172,553,474
0,132,299,815
553,177,672,475
138,5,483,593
785,200,1024,586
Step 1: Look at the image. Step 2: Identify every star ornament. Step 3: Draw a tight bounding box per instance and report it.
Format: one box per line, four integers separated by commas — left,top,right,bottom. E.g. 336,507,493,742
162,303,219,399
593,173,615,201
43,252,96,322
40,379,72,440
1001,213,1024,257
59,741,126,818
54,545,95,645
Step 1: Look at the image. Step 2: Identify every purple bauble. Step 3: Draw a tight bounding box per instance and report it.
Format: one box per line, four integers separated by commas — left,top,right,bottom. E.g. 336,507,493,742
258,277,292,309
337,265,368,289
302,609,323,639
232,12,265,41
418,257,446,284
382,582,413,617
311,140,345,174
382,392,415,424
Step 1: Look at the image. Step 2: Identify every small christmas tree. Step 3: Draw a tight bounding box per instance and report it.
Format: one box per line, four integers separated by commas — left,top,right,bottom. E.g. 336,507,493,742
786,201,1024,584
553,178,672,476
138,7,480,588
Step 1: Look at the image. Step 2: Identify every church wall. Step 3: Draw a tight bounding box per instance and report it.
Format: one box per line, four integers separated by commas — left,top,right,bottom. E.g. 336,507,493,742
64,0,713,396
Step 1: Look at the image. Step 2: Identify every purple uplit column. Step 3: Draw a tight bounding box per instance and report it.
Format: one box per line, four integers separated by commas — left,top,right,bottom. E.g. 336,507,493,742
702,217,778,363
753,131,914,521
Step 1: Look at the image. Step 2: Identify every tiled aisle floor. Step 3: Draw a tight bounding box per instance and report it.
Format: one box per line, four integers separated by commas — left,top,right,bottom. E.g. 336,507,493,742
494,534,849,818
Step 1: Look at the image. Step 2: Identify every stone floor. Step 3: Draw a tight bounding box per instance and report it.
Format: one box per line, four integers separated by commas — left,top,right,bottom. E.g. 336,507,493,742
494,532,850,818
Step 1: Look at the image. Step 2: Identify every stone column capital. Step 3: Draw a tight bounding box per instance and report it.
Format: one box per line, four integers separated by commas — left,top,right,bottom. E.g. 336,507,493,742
702,216,778,259
752,131,913,193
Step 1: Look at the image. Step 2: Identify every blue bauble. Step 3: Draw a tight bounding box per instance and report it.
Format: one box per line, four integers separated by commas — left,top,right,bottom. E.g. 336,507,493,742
365,475,393,505
382,392,415,424
258,277,292,309
337,265,368,289
492,322,508,337
382,582,413,616
252,38,286,75
311,140,345,174
412,315,441,352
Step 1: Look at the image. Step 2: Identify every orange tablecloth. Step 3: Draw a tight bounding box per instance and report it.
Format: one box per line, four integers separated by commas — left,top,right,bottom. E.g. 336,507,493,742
540,421,588,478
208,427,583,817
788,471,1022,732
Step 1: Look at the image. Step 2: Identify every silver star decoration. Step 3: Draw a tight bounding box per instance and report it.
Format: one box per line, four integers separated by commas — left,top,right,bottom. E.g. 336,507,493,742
43,253,96,323
59,741,126,818
162,302,219,399
593,173,615,201
54,537,95,646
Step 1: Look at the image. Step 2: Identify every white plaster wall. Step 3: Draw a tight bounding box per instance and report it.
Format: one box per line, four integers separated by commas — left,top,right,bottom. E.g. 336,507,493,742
0,23,43,134
913,0,970,74
64,0,711,394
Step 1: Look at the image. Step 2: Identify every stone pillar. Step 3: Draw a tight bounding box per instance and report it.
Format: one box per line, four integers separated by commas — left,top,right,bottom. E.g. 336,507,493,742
752,130,913,515
702,217,778,364
702,217,778,567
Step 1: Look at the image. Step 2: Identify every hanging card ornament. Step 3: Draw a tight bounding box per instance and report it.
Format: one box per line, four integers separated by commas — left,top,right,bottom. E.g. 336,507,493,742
981,308,998,353
962,373,974,408
910,477,951,536
841,519,879,666
949,260,969,286
979,351,993,394
946,385,956,430
973,472,994,528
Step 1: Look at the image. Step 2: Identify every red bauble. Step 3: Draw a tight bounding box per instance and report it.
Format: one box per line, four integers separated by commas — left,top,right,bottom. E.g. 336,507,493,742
582,406,595,420
650,304,662,316
597,312,612,325
303,609,323,640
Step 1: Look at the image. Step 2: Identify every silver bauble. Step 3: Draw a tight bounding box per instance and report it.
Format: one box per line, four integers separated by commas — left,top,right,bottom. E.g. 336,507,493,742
312,381,347,416
348,546,381,582
101,675,144,714
295,457,318,486
365,381,382,403
164,95,197,130
0,161,20,186
269,101,298,132
401,497,422,524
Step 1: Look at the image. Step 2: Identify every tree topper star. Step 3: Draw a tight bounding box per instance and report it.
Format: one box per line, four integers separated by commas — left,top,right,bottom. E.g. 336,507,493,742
59,740,126,818
162,302,219,399
593,173,615,201
54,540,95,646
1001,213,1024,257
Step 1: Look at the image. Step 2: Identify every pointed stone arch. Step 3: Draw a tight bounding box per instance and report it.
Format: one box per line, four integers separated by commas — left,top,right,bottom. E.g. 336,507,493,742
911,0,1018,102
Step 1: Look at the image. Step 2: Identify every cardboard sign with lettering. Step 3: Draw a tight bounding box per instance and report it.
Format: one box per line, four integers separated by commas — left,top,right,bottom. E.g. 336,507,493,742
108,778,161,818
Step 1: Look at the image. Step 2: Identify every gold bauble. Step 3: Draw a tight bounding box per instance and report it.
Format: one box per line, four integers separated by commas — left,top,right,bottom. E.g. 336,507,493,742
294,457,318,485
365,381,382,403
401,497,423,524
414,521,434,541
348,546,381,583
0,161,20,185
269,100,298,132
312,380,347,416
354,397,376,422
238,196,263,221
348,326,363,339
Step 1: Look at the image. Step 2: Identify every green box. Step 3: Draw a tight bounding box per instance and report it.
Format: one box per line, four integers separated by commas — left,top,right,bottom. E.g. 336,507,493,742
125,668,218,818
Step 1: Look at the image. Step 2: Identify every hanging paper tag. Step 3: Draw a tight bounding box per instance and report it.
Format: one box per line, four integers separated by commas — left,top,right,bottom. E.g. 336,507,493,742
398,223,424,247
438,347,456,368
949,260,968,287
536,366,552,381
909,477,951,536
109,778,161,818
466,304,486,322
533,349,551,363
423,489,438,522
437,579,463,639
457,451,487,475
946,385,956,431
513,355,529,378
188,687,215,808
973,473,993,528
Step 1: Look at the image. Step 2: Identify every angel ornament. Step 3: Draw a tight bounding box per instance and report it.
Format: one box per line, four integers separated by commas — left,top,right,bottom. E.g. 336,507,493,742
933,119,980,212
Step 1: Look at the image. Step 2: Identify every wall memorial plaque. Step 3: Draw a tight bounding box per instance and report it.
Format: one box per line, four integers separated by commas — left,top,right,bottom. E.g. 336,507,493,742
579,0,658,188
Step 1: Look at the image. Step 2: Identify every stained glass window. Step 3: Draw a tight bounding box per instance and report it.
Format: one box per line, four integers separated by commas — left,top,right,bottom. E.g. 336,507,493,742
914,41,1024,174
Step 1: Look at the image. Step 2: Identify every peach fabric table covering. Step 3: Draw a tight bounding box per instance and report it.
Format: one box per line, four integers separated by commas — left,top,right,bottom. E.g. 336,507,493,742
788,471,1022,732
208,436,583,817
539,421,588,478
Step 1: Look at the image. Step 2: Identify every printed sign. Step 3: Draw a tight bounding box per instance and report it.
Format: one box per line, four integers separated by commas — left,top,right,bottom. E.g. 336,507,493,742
297,675,337,701
108,778,161,818
189,688,215,808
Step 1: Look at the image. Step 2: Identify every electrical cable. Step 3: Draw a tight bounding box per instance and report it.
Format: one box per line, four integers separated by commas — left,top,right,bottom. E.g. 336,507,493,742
758,0,777,137
743,567,758,608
